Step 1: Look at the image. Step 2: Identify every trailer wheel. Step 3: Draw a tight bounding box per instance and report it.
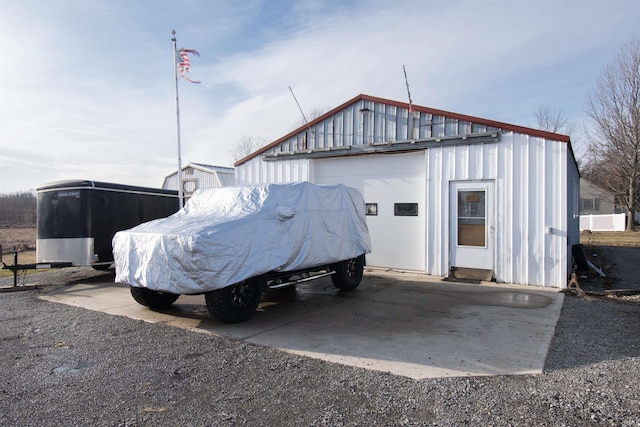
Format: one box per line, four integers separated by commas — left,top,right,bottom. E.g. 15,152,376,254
331,255,364,291
130,286,179,309
205,278,262,324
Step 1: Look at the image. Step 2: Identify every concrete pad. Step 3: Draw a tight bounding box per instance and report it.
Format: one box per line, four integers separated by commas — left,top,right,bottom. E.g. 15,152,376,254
40,270,563,380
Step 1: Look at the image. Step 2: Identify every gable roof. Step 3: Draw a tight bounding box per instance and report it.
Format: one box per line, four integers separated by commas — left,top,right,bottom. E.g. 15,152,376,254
162,162,235,189
235,93,571,166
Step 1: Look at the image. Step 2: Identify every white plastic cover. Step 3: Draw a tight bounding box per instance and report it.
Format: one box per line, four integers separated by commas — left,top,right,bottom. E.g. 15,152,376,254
113,182,371,294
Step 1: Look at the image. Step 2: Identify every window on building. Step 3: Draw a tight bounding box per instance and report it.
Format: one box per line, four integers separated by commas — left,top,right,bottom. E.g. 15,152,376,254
183,179,197,195
365,203,378,216
394,203,418,216
185,167,194,175
581,198,602,211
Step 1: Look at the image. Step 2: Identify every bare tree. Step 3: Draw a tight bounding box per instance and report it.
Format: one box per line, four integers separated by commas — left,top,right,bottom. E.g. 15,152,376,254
534,104,575,135
586,35,640,231
290,106,331,131
0,192,36,226
230,135,269,162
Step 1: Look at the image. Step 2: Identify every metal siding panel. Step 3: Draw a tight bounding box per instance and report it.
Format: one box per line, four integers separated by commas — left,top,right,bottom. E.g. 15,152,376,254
396,107,407,140
433,115,444,137
528,137,544,286
453,145,466,180
344,107,352,146
335,111,343,147
497,133,514,284
386,106,396,141
468,144,483,179
545,139,569,287
322,119,329,149
354,102,362,145
514,135,528,285
425,147,447,276
373,103,384,143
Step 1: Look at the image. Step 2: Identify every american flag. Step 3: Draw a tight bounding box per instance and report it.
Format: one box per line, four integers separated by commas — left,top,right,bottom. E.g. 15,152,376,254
177,48,201,84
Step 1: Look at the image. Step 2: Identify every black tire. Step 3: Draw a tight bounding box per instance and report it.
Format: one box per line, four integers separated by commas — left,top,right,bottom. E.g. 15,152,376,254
331,255,364,291
205,278,262,324
130,286,179,309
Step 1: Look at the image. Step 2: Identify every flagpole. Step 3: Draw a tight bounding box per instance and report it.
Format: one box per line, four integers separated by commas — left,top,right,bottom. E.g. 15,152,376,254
171,29,184,209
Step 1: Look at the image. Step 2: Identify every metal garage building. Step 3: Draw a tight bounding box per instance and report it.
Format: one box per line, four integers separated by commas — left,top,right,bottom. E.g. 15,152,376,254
235,94,580,288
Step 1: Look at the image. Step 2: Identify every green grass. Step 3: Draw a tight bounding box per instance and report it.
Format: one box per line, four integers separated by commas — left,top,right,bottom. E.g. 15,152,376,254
0,250,51,278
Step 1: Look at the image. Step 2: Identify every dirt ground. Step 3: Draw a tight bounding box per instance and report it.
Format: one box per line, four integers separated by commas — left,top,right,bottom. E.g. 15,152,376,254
0,227,36,253
580,230,640,247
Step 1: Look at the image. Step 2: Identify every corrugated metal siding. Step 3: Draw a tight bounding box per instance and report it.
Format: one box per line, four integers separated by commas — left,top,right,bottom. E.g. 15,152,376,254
236,157,310,185
256,99,497,159
425,142,499,278
163,168,235,191
423,133,570,287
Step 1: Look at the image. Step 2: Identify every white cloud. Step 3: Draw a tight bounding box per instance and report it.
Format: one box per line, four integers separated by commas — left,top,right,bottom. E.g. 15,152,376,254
1,0,639,192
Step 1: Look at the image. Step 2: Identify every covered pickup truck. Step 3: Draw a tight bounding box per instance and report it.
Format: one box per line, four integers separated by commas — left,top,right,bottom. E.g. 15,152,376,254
113,181,371,323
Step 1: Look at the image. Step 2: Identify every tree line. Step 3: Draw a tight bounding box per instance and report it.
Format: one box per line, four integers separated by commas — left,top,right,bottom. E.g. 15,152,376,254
0,192,37,226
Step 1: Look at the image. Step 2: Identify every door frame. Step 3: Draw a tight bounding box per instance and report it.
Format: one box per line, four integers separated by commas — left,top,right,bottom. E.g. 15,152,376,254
448,180,495,272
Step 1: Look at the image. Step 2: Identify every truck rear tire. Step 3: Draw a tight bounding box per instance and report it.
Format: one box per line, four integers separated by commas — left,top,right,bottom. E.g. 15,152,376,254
331,255,364,291
205,278,262,324
130,286,179,309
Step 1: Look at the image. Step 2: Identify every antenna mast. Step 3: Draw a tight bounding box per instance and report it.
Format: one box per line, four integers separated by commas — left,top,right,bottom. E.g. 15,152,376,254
403,65,416,139
289,86,312,130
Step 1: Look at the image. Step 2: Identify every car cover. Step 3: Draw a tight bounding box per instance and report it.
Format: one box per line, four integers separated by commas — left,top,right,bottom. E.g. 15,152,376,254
113,182,371,294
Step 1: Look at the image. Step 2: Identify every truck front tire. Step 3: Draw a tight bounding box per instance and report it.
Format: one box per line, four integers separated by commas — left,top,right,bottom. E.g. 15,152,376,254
130,286,179,309
331,255,364,291
205,278,262,324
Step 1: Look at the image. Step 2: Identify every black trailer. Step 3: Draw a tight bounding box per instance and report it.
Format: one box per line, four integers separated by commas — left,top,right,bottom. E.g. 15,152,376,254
34,180,180,269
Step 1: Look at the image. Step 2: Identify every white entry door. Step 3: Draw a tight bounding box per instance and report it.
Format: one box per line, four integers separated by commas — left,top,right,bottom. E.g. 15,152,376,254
449,181,494,271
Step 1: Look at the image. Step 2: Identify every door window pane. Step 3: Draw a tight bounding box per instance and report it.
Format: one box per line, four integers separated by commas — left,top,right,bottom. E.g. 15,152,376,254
458,190,486,246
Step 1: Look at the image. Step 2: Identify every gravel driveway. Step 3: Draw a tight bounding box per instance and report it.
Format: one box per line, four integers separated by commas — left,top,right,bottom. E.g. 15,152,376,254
1,264,639,425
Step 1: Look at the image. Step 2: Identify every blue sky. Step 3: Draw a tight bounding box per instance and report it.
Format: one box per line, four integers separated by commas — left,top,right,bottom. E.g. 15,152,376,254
1,0,638,193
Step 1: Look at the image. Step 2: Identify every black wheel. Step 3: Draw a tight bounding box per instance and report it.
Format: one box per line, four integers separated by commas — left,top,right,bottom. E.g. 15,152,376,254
331,255,364,291
130,286,179,309
205,278,262,324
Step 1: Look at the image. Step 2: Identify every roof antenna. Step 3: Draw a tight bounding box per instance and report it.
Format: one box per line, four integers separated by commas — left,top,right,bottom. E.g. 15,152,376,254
289,86,312,132
403,65,413,113
403,65,416,139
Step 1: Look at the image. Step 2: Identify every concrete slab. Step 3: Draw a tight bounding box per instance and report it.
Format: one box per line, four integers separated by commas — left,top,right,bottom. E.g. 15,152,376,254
40,270,564,380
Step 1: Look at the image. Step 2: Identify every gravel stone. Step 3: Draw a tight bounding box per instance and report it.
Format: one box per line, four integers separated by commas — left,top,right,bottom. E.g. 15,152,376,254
1,270,639,426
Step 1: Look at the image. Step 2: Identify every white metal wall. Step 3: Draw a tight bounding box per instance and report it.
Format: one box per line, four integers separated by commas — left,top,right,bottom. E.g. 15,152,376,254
424,133,571,287
235,132,575,287
164,169,234,191
235,157,310,185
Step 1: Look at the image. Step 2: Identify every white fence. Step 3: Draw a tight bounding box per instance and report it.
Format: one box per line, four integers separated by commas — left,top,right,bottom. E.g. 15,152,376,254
580,213,626,232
